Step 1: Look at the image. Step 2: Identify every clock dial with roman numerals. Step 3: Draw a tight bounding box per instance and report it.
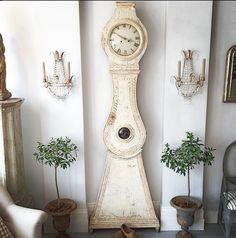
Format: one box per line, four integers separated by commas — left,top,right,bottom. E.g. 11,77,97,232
109,23,141,56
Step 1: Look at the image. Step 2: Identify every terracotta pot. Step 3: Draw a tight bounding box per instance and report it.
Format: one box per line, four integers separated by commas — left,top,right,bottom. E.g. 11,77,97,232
45,198,77,238
170,196,202,238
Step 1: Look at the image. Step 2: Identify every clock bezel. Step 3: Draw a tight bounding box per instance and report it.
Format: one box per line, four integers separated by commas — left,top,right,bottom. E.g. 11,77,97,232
104,18,147,61
109,22,141,57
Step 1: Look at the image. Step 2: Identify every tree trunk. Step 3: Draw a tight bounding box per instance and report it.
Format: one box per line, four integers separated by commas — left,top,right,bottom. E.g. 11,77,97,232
187,166,190,207
55,166,61,207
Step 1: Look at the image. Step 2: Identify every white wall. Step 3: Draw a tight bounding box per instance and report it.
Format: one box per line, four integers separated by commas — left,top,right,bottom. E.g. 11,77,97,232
205,1,236,222
0,1,88,232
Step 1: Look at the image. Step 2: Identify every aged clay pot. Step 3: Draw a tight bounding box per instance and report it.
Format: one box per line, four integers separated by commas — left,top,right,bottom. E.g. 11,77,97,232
170,196,202,238
45,198,77,238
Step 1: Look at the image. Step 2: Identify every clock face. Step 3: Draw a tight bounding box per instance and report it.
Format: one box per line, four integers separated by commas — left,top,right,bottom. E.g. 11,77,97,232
109,23,141,56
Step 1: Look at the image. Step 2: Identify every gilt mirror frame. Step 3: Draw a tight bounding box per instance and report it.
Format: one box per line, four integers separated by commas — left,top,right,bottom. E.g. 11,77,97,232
223,45,236,102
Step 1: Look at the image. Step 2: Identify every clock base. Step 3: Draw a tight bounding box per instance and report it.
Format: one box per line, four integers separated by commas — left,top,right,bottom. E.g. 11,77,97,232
89,151,160,231
89,218,160,230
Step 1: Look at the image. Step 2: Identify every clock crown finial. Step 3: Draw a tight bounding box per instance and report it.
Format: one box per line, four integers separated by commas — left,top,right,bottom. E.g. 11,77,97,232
116,1,135,8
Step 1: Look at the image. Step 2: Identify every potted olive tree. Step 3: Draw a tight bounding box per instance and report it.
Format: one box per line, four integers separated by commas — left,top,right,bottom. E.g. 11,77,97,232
161,132,215,238
33,136,79,238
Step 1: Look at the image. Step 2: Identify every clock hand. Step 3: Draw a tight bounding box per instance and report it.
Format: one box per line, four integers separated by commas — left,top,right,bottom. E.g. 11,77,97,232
113,32,128,41
113,32,136,44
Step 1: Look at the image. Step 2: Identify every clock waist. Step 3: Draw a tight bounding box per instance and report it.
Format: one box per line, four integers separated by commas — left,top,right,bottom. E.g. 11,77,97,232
104,142,145,158
107,148,143,159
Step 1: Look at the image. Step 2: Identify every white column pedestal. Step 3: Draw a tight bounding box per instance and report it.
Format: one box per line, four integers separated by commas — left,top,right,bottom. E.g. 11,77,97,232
0,98,32,207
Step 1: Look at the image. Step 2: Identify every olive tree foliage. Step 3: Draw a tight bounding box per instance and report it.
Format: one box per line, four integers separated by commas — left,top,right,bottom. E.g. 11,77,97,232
33,137,79,203
161,132,215,205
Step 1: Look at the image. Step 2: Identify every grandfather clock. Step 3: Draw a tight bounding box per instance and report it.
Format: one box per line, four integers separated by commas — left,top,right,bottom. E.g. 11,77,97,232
89,2,159,231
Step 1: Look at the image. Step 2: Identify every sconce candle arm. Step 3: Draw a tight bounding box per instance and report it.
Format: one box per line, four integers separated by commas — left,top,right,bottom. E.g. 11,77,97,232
178,60,181,79
42,62,46,80
68,62,70,79
42,62,49,88
202,58,206,78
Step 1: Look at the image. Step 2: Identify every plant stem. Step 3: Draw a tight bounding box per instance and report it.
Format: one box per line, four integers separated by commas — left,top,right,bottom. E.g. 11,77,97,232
187,166,190,207
55,166,60,206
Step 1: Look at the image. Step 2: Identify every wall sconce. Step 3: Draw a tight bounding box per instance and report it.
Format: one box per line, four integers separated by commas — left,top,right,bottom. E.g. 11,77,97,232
174,50,206,99
42,51,75,99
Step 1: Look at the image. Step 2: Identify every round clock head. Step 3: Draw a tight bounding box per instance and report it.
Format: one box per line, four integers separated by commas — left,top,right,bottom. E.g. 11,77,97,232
109,23,141,56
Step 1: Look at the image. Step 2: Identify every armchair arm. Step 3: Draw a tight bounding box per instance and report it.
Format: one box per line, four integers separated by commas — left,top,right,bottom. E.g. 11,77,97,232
0,185,14,208
6,204,48,238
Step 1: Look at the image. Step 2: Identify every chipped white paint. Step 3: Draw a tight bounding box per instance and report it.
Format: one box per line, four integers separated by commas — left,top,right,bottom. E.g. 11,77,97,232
90,152,159,229
0,98,32,207
89,2,159,230
103,72,146,158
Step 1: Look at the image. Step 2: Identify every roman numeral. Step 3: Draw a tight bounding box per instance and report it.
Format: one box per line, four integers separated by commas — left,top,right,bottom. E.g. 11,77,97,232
134,43,139,47
124,50,128,55
133,30,137,33
135,37,140,40
117,49,121,54
123,24,126,28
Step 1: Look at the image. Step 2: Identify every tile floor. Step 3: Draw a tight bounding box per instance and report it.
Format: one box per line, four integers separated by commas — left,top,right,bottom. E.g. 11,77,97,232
43,224,232,238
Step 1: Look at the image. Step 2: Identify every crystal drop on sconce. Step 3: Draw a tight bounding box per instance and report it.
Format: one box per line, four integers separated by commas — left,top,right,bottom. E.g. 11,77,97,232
42,51,75,99
174,49,206,99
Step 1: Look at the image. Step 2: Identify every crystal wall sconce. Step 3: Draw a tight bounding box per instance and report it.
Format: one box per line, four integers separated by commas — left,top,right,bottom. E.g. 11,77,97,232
174,50,206,99
42,51,75,99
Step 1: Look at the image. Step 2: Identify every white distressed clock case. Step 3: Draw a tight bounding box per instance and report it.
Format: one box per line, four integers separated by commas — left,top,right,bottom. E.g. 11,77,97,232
89,2,160,231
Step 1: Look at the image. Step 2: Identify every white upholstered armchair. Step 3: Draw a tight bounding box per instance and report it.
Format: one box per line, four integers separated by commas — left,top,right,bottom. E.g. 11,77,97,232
0,185,48,238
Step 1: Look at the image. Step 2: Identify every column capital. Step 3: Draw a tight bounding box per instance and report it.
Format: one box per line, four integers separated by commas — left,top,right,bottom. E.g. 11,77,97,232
0,98,24,111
